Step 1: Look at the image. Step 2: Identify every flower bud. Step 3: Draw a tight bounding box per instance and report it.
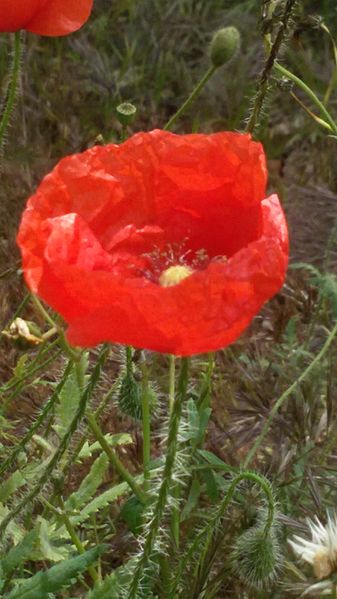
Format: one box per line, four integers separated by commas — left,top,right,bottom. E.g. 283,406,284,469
232,526,282,588
210,26,241,68
116,102,137,127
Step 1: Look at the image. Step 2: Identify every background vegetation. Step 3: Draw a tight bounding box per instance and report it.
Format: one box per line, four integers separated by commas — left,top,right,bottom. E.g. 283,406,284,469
1,0,337,597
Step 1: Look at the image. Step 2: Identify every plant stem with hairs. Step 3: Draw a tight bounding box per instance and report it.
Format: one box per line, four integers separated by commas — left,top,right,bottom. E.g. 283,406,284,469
127,358,189,599
246,0,298,134
140,355,151,492
0,32,22,154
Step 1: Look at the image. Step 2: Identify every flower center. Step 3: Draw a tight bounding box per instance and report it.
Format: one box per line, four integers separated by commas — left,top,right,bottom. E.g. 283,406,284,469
159,264,194,287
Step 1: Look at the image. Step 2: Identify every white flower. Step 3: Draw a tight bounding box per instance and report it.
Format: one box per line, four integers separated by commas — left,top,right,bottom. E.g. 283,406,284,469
289,514,337,579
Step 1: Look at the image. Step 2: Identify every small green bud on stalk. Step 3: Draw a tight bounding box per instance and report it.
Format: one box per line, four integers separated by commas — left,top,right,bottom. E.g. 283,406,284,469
116,102,137,127
210,26,241,68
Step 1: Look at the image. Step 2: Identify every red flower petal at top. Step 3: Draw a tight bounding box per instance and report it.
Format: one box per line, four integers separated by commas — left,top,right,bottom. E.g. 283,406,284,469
0,0,93,36
17,130,289,356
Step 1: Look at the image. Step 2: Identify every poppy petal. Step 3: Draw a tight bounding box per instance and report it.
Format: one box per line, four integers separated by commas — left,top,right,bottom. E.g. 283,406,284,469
26,0,93,36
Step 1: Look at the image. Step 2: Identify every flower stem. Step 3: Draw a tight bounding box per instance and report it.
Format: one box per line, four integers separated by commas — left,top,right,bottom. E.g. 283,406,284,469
243,319,337,469
85,411,146,504
127,358,189,599
31,294,81,361
164,66,217,131
273,61,337,136
169,354,176,414
140,355,151,492
56,496,99,584
245,0,297,134
0,32,22,154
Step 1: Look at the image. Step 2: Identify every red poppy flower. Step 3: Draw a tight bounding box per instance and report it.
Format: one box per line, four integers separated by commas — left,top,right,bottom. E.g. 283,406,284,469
17,130,288,356
0,0,93,36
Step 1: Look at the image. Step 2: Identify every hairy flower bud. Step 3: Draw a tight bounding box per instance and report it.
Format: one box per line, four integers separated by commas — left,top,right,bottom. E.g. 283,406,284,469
232,526,282,588
210,26,241,68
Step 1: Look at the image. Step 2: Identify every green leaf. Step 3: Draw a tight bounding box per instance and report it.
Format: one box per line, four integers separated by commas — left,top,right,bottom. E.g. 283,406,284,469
0,470,26,503
72,482,129,525
66,453,109,512
181,477,201,521
120,496,144,535
78,433,133,461
53,367,81,438
7,545,107,599
86,574,119,599
13,355,29,379
196,449,237,473
200,468,219,502
0,530,38,577
0,504,24,545
37,517,69,562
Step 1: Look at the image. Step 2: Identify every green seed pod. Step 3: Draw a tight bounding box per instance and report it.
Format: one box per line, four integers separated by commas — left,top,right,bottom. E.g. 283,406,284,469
118,371,142,420
116,102,137,127
210,26,241,68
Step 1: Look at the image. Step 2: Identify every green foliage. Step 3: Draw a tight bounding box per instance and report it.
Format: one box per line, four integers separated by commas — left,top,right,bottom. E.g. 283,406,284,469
0,530,38,578
66,453,109,511
7,545,107,599
53,367,82,438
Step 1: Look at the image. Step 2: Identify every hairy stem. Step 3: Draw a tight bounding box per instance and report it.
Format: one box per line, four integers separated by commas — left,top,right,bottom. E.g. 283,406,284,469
127,358,189,599
140,355,151,492
0,32,22,154
86,411,146,504
246,0,298,134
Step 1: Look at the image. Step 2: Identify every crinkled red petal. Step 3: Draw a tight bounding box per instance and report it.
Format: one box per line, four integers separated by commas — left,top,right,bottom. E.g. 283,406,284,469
17,130,288,355
0,0,93,35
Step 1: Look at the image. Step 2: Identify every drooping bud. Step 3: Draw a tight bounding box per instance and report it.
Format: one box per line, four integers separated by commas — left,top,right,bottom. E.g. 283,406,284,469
210,26,241,68
116,102,137,127
232,525,282,588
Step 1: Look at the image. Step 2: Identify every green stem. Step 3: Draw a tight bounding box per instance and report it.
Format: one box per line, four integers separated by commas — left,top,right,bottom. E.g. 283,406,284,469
246,0,297,134
31,295,81,361
140,355,151,491
169,355,176,414
0,347,109,540
86,411,146,504
168,471,275,598
0,32,22,153
127,358,189,599
273,61,337,136
164,66,217,131
0,361,73,477
55,496,98,584
243,320,337,469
